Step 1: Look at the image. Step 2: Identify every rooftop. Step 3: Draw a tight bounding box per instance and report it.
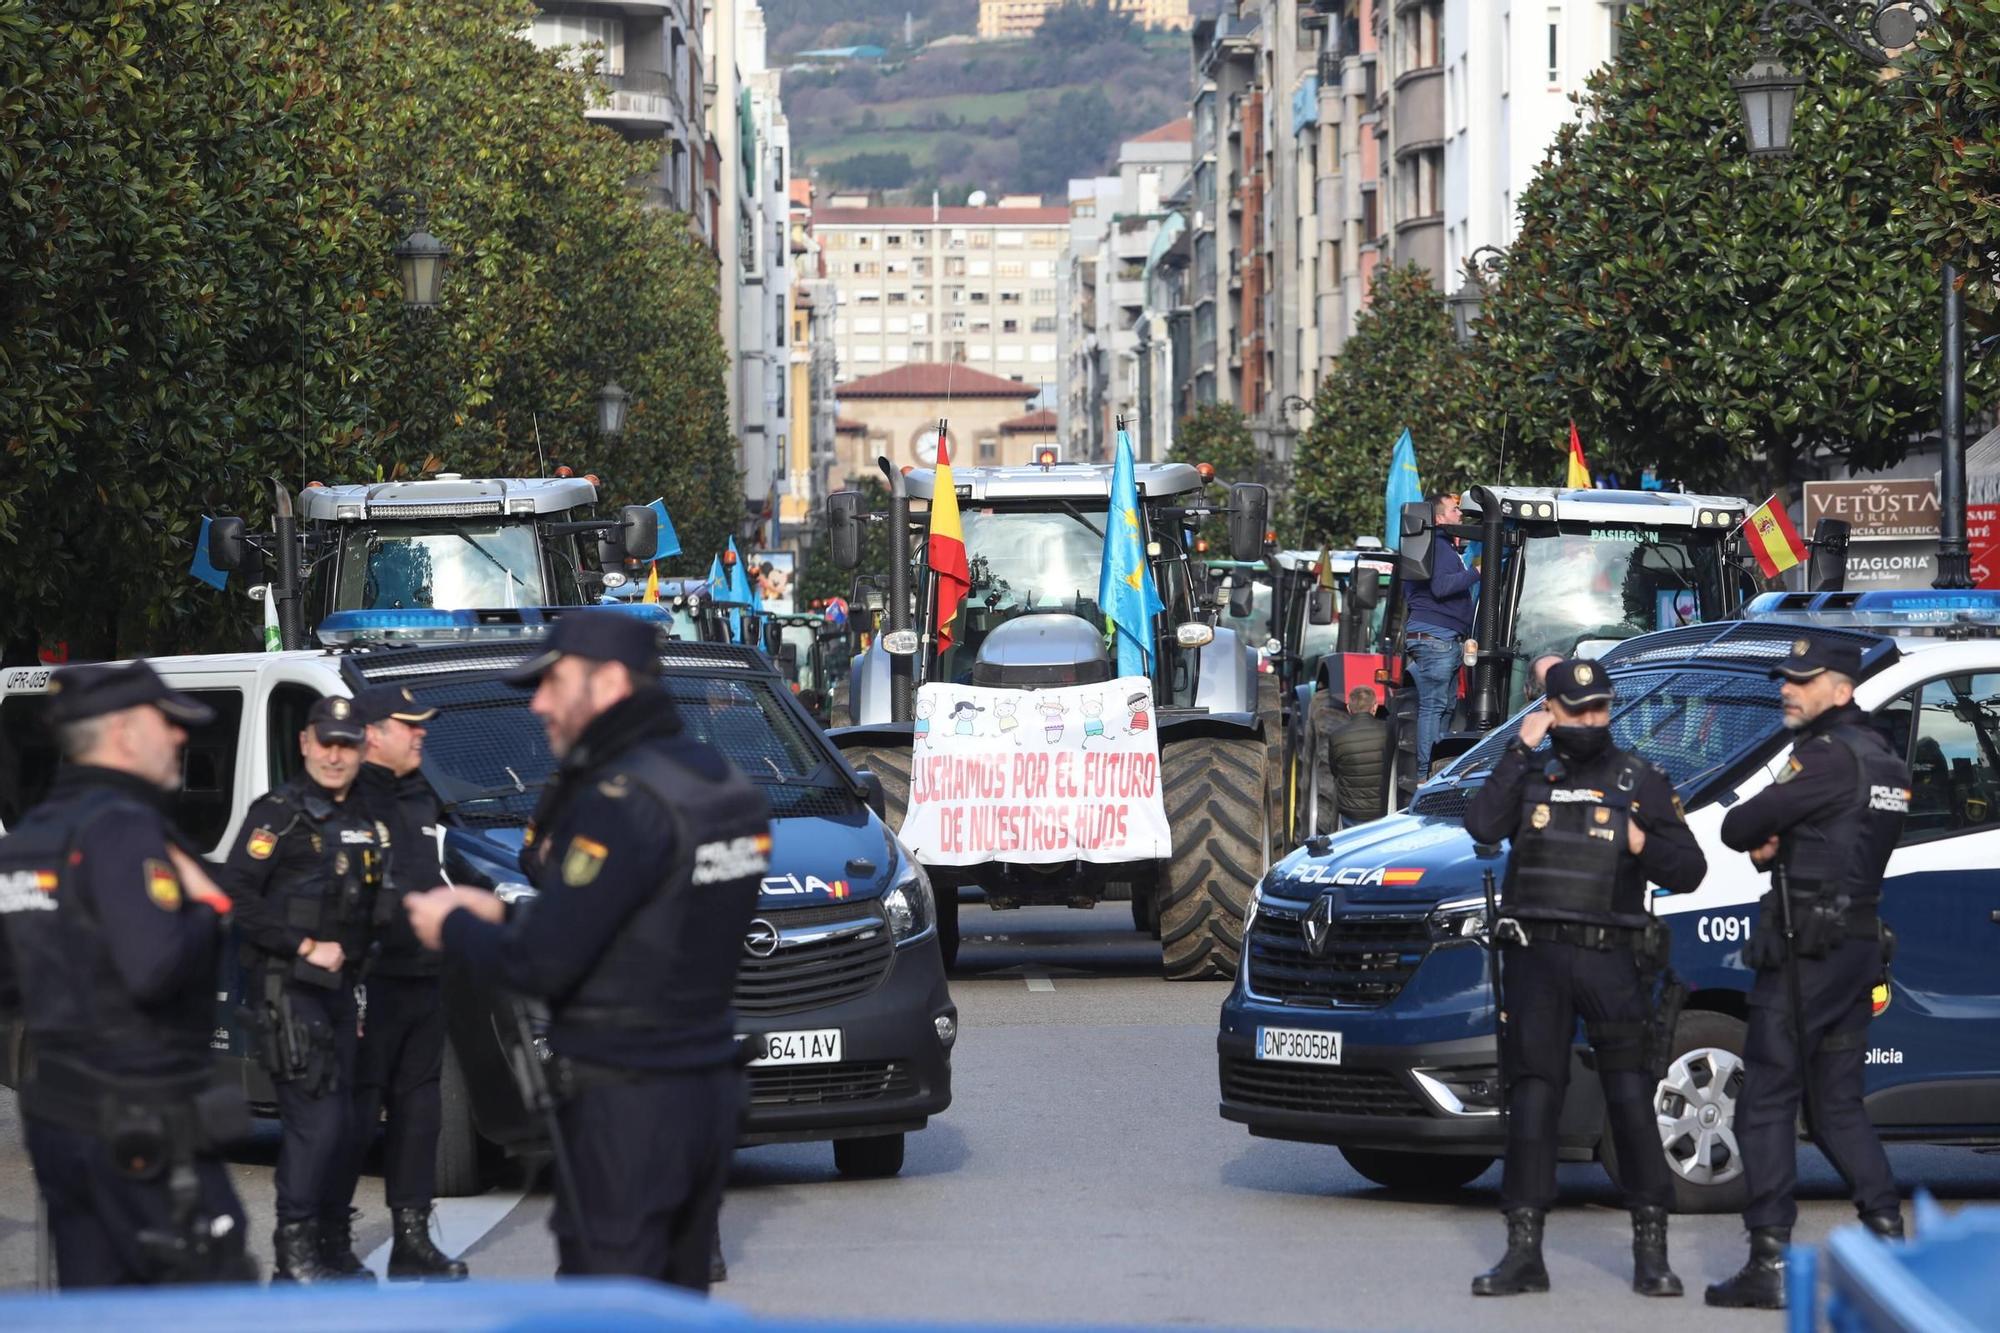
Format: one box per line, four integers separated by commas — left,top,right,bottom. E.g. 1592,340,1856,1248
812,205,1070,227
1130,116,1193,145
834,363,1039,400
999,408,1059,433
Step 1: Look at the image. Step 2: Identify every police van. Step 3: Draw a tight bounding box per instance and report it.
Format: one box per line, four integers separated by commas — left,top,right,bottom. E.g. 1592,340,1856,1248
1217,590,2000,1213
0,607,956,1191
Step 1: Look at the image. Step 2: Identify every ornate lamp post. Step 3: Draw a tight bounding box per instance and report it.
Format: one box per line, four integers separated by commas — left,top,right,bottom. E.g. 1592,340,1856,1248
596,380,630,443
392,204,451,311
1448,246,1508,347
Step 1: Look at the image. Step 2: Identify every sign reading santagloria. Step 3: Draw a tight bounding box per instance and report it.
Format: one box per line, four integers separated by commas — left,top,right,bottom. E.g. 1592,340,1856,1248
1802,479,1940,543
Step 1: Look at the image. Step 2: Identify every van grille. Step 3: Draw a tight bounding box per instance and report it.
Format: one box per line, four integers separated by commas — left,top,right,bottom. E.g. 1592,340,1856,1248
1246,906,1430,1008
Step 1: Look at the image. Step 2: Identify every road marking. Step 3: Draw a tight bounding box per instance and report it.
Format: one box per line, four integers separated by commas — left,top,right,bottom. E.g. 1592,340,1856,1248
1024,970,1055,992
364,1190,526,1278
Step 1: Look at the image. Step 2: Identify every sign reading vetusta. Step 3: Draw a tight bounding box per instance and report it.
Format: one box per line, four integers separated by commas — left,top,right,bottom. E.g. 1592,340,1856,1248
1802,479,1940,543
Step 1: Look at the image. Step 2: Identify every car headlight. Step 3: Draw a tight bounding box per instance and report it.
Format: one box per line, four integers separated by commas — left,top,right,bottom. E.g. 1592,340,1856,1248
884,863,935,944
1426,897,1489,944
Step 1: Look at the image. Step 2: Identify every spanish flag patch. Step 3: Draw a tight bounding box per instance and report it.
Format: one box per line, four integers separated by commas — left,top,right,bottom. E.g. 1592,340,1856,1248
246,827,278,860
145,859,182,911
562,836,609,887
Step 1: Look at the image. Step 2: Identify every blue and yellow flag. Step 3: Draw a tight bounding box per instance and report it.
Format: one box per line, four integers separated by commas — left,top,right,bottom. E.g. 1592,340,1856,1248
726,536,756,642
1099,428,1165,678
708,552,741,641
1384,427,1422,539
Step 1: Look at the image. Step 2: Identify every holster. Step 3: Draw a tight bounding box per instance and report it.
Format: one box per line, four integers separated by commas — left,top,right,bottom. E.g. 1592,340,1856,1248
246,972,335,1094
17,1051,250,1177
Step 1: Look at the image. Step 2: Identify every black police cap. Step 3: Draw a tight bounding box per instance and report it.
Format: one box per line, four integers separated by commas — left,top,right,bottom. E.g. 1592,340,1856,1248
1770,636,1863,682
1544,657,1615,709
46,660,216,728
353,683,439,727
502,609,662,688
306,694,366,745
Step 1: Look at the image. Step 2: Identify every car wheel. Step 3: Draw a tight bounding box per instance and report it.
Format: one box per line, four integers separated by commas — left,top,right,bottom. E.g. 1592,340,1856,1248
935,880,961,969
1339,1147,1494,1193
1601,1009,1749,1215
434,1041,489,1198
833,1132,906,1179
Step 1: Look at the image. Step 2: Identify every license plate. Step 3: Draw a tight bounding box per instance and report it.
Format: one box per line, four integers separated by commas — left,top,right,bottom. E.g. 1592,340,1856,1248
751,1028,843,1067
1257,1026,1342,1065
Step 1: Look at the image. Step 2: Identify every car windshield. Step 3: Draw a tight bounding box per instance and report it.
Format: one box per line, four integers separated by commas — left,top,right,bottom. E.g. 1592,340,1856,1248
960,504,1108,614
1412,668,1787,817
334,520,547,611
1506,527,1728,712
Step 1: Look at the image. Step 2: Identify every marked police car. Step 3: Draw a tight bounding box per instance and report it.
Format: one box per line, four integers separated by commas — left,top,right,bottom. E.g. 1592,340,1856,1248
0,606,955,1189
1217,590,2000,1212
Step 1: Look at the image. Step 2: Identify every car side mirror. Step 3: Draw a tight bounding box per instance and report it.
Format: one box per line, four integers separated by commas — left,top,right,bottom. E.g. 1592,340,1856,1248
829,491,863,571
856,769,887,821
1228,583,1255,619
1808,517,1850,592
1227,483,1269,563
1308,587,1336,626
1397,501,1436,581
208,516,246,572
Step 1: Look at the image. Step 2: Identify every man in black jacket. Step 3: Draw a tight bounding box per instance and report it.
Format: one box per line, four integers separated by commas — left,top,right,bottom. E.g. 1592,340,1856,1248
1464,659,1707,1299
334,684,468,1281
1327,685,1388,827
406,611,771,1290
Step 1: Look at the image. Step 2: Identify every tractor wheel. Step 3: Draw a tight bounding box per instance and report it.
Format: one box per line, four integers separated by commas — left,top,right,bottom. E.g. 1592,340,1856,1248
844,744,958,968
1158,735,1269,981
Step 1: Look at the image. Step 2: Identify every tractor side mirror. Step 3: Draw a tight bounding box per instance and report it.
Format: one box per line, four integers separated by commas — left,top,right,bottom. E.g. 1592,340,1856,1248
856,769,887,821
1396,501,1436,581
1349,569,1381,611
1808,518,1850,592
829,491,862,570
208,516,246,572
778,642,800,677
1228,483,1269,563
763,620,783,656
615,505,658,565
1308,586,1336,626
1227,583,1255,619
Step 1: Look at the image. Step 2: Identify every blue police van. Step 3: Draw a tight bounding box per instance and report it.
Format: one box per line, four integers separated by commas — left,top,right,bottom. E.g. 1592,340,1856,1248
1218,591,2000,1212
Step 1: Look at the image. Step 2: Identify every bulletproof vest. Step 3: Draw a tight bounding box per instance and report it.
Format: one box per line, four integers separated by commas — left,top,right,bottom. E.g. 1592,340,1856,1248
1780,723,1909,907
257,780,385,956
554,736,772,1042
1505,750,1646,922
0,785,213,1065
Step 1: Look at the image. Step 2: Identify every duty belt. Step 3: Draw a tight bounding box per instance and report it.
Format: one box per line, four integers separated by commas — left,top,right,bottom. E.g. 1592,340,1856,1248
16,1050,232,1149
1515,920,1646,951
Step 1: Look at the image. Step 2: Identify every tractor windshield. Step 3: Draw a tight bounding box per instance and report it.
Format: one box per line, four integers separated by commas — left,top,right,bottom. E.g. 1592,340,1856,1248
1506,526,1729,712
933,503,1109,683
328,519,552,612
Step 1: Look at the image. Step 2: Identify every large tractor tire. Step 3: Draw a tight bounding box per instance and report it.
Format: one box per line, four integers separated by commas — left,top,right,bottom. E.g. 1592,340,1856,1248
844,743,959,969
1158,735,1269,981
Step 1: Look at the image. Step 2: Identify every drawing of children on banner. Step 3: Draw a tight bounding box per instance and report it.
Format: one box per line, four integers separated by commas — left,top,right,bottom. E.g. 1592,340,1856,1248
1038,696,1066,744
1125,691,1152,736
914,696,934,747
1081,696,1107,745
948,700,984,736
995,698,1021,742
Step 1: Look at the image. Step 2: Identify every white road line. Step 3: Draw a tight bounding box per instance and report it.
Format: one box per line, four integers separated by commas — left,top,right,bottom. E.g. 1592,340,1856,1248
364,1190,527,1278
1024,970,1055,992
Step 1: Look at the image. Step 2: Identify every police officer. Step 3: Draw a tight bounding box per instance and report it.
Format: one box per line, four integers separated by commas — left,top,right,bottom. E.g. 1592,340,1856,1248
329,684,467,1280
1706,638,1906,1310
218,695,387,1283
1464,659,1707,1298
406,610,769,1291
0,662,255,1286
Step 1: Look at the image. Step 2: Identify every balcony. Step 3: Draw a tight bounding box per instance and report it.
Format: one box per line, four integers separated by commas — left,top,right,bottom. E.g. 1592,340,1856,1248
1392,65,1444,153
1393,215,1444,275
585,67,675,134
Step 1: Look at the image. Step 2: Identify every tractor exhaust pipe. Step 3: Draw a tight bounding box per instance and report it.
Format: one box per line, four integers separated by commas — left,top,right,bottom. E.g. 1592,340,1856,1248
879,456,914,722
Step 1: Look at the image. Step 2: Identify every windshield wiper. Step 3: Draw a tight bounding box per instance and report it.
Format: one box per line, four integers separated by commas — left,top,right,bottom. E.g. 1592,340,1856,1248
439,778,545,811
1058,501,1106,540
448,524,534,595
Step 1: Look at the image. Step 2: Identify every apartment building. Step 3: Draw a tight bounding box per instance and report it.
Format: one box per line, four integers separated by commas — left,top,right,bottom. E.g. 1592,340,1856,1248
977,0,1195,40
811,198,1070,399
787,179,838,538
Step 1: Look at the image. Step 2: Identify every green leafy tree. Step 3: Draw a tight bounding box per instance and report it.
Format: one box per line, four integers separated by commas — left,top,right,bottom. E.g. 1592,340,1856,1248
1170,404,1260,551
1911,7,2000,323
796,477,893,604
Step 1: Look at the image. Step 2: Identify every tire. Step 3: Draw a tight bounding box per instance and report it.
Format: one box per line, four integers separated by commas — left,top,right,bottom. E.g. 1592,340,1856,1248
1339,1147,1494,1194
1131,881,1159,936
434,1042,487,1199
1158,735,1269,981
833,1132,906,1179
1601,1009,1750,1215
935,877,961,970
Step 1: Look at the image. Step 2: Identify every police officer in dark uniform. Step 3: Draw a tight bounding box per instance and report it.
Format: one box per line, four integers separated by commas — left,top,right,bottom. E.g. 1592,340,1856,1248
330,684,467,1280
1706,638,1906,1310
0,661,255,1286
218,694,387,1283
1464,659,1707,1298
406,610,770,1292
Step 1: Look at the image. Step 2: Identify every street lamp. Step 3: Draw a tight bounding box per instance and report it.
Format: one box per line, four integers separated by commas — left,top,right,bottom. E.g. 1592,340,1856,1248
1728,1,1967,588
393,205,451,310
1448,246,1508,346
597,380,630,442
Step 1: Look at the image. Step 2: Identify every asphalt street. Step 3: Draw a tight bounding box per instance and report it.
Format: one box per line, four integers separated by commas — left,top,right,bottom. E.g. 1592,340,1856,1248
4,905,1999,1329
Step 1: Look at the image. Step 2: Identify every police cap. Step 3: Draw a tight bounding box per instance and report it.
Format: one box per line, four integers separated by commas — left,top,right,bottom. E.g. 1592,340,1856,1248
1770,636,1863,683
1544,658,1615,709
353,683,439,726
306,695,366,745
502,609,661,688
46,659,216,728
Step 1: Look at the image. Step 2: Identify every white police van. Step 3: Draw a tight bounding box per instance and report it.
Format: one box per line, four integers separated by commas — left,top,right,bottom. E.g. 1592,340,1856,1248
1218,589,2000,1212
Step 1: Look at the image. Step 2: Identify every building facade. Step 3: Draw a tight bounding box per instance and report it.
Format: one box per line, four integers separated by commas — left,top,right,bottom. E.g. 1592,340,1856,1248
830,365,1040,480
977,0,1194,40
787,178,838,538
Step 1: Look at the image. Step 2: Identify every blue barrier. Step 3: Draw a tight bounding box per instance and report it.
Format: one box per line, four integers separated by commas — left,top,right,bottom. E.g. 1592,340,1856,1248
1788,1191,2000,1333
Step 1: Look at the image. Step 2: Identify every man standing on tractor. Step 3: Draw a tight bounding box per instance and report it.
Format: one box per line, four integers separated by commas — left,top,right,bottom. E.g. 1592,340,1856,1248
1405,492,1479,781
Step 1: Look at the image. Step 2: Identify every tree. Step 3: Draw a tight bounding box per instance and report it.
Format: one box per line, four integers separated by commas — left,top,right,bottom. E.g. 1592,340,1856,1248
1911,7,2000,321
1016,88,1118,193
1293,266,1502,546
1476,0,1991,495
1169,405,1260,552
796,477,893,604
1036,1,1138,49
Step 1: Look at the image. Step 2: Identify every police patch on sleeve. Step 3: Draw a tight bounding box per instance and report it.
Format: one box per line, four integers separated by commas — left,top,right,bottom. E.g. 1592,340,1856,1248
562,836,609,886
145,858,182,911
1775,756,1804,785
246,827,278,859
693,833,772,885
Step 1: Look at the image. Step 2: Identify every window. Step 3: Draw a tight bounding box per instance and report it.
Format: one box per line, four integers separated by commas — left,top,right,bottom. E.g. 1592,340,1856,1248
887,315,908,333
856,234,874,249
1501,15,1511,97
1902,675,2000,841
912,288,931,305
527,14,625,74
887,346,910,363
887,290,908,304
1607,3,1631,56
913,258,931,278
948,287,967,306
263,686,321,803
1032,315,1057,333
997,230,1023,247
997,260,1026,278
1002,319,1020,334
1032,231,1065,247
1030,260,1056,278
168,686,247,853
853,316,881,333
886,233,904,248
1031,345,1057,362
1031,287,1057,303
946,312,967,332
969,230,992,247
910,341,931,359
1075,200,1097,218
946,257,967,277
970,317,991,334
997,343,1024,361
969,259,991,277
978,440,998,462
1547,8,1562,84
855,290,881,303
969,290,989,304
853,346,881,363
910,314,929,333
999,290,1023,305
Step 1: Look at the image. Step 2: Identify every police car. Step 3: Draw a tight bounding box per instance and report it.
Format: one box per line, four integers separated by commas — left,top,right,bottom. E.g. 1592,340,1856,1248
0,606,956,1191
1217,590,2000,1212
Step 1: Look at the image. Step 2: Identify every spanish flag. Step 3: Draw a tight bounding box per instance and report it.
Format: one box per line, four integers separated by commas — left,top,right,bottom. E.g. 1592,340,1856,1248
928,422,970,651
1565,420,1592,489
642,560,660,604
1743,495,1807,578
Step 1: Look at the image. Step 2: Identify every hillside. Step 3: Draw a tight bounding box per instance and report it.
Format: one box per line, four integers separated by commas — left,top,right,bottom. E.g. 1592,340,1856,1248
764,0,978,55
784,26,1192,197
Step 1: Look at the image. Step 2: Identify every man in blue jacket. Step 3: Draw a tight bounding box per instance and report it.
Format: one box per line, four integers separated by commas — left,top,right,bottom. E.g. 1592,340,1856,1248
1404,491,1479,780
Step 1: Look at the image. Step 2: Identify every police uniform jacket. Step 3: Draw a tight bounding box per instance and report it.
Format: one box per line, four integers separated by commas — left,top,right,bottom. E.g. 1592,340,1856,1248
0,767,230,1078
217,774,386,972
443,687,771,1072
353,762,445,979
1465,731,1707,925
